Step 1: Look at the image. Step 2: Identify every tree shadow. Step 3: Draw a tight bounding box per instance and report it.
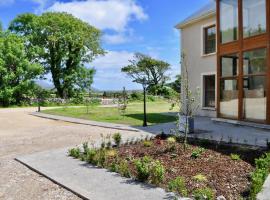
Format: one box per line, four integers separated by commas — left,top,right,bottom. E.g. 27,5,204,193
125,113,177,124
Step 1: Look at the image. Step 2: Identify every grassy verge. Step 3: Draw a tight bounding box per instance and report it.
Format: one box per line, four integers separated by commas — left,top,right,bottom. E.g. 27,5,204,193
42,101,177,126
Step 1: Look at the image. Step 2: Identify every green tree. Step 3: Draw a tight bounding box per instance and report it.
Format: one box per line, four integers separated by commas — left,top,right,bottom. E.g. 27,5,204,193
0,21,2,32
9,12,104,98
0,32,43,106
167,74,181,93
121,53,170,95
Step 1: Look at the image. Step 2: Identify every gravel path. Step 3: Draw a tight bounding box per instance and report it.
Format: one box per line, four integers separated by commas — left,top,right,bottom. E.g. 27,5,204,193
0,107,142,200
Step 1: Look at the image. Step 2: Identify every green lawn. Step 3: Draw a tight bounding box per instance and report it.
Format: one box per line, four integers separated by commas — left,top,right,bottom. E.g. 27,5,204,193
42,101,177,126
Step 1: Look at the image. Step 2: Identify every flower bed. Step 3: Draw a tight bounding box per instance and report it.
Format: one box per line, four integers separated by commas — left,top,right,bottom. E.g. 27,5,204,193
68,134,269,199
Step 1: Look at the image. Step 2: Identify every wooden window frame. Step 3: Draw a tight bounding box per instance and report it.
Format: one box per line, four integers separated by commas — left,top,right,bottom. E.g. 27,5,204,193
204,25,217,55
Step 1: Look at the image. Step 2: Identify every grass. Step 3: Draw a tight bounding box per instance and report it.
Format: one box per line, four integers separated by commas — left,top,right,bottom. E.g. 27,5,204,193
42,100,177,126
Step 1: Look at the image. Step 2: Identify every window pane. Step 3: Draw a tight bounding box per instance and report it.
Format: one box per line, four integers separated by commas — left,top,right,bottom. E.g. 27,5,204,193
220,0,238,43
221,54,238,77
243,0,266,38
204,26,216,54
243,48,266,75
204,75,216,107
220,79,238,118
243,76,267,120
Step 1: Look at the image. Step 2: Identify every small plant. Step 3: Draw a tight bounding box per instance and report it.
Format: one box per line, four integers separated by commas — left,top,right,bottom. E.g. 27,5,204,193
106,134,112,149
150,160,165,185
230,154,241,161
191,147,205,159
193,174,207,182
118,160,131,178
68,147,81,158
106,149,117,158
100,133,106,149
113,133,122,147
110,161,119,172
166,137,177,152
82,142,89,154
168,176,188,197
192,187,215,200
134,156,152,182
86,149,97,164
143,140,153,147
96,149,107,168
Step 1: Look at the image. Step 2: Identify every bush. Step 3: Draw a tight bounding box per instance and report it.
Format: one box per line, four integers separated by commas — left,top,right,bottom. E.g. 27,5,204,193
129,91,143,101
191,148,205,159
83,142,89,154
168,177,188,197
193,174,207,182
230,154,241,161
118,160,131,178
166,137,177,152
143,141,153,147
192,187,215,200
134,156,152,182
150,160,165,185
249,153,270,199
86,149,97,164
96,149,107,167
113,133,122,147
68,147,81,158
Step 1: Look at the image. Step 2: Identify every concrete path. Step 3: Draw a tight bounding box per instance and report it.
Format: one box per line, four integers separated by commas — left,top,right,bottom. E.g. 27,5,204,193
257,175,270,200
16,148,178,200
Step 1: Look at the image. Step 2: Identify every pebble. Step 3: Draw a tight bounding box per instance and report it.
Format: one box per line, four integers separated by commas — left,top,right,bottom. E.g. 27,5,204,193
216,195,226,200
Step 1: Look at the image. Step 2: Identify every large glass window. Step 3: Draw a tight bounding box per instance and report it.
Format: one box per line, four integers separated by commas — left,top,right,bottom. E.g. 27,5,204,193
243,48,267,75
243,0,266,38
220,0,238,43
204,75,216,108
204,26,216,54
221,54,238,77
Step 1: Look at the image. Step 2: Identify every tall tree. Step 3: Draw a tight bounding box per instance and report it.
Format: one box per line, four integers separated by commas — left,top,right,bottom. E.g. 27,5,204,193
9,12,104,98
0,32,43,106
167,74,181,93
121,53,170,94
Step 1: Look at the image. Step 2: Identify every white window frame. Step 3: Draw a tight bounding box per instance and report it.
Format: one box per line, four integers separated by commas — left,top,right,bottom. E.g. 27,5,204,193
201,72,217,110
201,22,217,57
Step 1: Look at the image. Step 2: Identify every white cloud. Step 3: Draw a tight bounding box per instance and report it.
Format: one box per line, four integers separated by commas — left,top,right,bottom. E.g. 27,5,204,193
0,0,14,6
48,0,147,32
103,33,128,45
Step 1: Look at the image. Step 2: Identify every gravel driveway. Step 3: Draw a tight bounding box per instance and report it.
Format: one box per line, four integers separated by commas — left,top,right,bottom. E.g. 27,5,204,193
0,107,141,200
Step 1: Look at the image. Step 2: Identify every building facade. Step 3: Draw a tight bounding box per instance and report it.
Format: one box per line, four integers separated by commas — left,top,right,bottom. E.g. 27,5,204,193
176,0,270,125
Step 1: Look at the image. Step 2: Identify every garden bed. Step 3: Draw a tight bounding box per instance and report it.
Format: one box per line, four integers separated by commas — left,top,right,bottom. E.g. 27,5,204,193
69,134,269,199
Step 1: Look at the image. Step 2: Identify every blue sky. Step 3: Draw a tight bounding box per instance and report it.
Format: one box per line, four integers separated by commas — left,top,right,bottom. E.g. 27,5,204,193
0,0,211,90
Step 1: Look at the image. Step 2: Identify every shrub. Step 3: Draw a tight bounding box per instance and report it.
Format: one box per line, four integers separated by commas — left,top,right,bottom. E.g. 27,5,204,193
191,148,205,159
109,161,119,172
106,149,117,158
192,187,215,200
129,91,143,101
193,174,207,182
134,156,152,182
118,160,131,178
143,141,153,147
150,160,165,185
168,177,188,197
166,137,177,152
68,147,81,158
230,154,241,161
86,149,97,164
113,133,122,147
83,142,89,154
96,149,107,168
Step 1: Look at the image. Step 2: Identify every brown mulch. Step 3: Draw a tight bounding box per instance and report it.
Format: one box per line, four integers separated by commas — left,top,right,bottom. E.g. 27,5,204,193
107,139,261,199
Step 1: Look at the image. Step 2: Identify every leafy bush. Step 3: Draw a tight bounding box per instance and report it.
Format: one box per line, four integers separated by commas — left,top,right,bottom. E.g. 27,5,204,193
83,142,89,154
96,149,107,167
192,187,215,200
113,133,122,147
249,153,270,199
168,176,188,197
193,174,207,182
191,148,205,159
109,161,119,172
129,91,143,101
143,141,153,147
150,160,165,185
230,154,241,161
166,137,177,152
68,147,81,158
134,156,152,182
86,149,97,164
118,160,131,178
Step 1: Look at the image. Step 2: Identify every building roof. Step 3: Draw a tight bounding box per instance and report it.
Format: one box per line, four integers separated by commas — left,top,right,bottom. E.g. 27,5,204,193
175,1,216,29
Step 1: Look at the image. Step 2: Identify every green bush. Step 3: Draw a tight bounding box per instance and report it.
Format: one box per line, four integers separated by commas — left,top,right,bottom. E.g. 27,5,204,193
143,141,153,147
134,156,152,182
168,176,188,197
68,147,81,158
96,149,107,168
192,187,215,200
83,142,89,154
86,149,97,164
249,153,270,199
191,148,205,159
193,174,207,182
150,160,165,185
113,133,122,147
230,154,241,161
118,160,131,178
129,91,143,101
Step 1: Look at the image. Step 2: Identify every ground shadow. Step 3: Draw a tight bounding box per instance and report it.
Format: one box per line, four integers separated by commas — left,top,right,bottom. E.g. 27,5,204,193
125,113,177,124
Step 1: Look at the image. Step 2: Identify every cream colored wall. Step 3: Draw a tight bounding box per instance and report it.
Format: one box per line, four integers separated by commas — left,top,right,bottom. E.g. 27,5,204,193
181,15,217,117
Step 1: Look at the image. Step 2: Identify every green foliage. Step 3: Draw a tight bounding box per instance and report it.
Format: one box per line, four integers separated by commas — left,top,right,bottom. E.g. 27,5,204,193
0,32,43,106
121,53,170,95
9,12,104,98
167,74,181,93
68,147,81,158
82,142,89,154
230,154,241,161
113,133,122,147
191,148,205,159
86,149,97,164
96,149,107,168
193,174,207,182
109,161,119,173
134,156,152,182
129,91,143,101
149,160,165,185
118,160,131,178
143,141,153,147
168,177,188,197
249,153,270,199
192,187,215,200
